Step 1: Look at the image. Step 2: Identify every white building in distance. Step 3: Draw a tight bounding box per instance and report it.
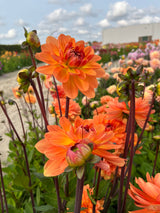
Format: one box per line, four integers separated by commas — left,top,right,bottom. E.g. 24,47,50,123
102,23,160,44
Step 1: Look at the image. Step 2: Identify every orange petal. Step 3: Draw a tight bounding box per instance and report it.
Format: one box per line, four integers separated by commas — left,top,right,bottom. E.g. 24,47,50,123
45,130,74,146
46,36,59,55
44,158,68,176
63,77,78,99
36,65,55,75
73,76,89,92
35,139,48,153
59,117,71,132
58,34,73,52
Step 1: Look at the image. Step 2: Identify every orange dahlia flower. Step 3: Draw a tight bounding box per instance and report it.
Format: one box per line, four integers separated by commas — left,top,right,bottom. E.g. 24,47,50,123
80,184,104,213
128,172,160,213
35,116,125,177
24,93,36,104
12,87,22,99
100,95,114,105
35,34,105,99
52,98,81,122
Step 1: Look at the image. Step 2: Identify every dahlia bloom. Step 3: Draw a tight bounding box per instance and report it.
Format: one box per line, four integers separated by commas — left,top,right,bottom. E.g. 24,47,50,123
106,85,117,94
80,184,104,213
52,98,81,122
24,93,36,104
100,95,114,105
128,172,160,213
12,87,22,99
150,50,160,60
35,34,105,99
150,58,160,70
35,116,125,177
106,97,154,128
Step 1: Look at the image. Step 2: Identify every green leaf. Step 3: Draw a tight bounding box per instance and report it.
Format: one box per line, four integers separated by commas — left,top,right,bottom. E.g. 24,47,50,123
88,155,101,164
87,189,96,205
23,27,28,38
76,166,85,179
24,203,33,213
36,187,41,206
28,149,34,164
13,173,29,189
35,205,55,212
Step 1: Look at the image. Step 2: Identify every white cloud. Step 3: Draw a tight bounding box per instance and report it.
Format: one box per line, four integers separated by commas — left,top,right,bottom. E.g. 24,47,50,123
57,27,68,33
80,3,92,14
0,29,16,39
139,16,160,24
117,19,128,26
16,18,28,26
74,17,85,26
78,29,88,34
47,8,76,22
107,1,129,21
98,19,110,28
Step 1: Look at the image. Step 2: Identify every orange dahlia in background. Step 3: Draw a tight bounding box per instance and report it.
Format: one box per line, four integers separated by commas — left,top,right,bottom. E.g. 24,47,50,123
25,93,36,104
80,184,104,213
12,87,22,99
128,172,160,213
35,34,105,99
52,98,81,122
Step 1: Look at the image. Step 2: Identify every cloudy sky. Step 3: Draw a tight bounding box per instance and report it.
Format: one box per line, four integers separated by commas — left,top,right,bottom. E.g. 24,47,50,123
0,0,160,44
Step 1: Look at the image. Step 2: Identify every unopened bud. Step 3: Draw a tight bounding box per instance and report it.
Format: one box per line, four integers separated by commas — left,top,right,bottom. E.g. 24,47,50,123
26,31,40,48
66,143,92,168
48,105,54,114
17,69,30,84
157,82,160,96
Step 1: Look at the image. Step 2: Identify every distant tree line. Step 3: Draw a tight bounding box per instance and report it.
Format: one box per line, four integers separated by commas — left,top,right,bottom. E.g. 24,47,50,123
0,44,22,55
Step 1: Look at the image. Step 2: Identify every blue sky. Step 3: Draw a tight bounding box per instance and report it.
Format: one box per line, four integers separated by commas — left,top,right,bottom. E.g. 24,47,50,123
0,0,160,44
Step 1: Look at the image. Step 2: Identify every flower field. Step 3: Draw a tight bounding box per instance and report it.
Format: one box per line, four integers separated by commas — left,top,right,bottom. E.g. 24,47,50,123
0,29,160,213
0,50,33,75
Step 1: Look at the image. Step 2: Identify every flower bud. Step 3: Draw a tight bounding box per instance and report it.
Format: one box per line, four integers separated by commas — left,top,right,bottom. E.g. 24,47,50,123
48,105,54,114
26,30,40,48
17,69,30,84
66,143,92,168
157,82,160,96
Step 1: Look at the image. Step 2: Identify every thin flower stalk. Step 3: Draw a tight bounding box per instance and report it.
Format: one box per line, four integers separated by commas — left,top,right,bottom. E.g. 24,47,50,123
118,110,132,212
63,96,70,209
28,44,46,113
74,172,85,213
52,76,62,117
0,160,8,213
14,101,26,140
103,167,119,212
30,79,49,128
93,168,101,213
120,79,135,213
135,90,155,151
152,140,159,176
0,187,4,213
